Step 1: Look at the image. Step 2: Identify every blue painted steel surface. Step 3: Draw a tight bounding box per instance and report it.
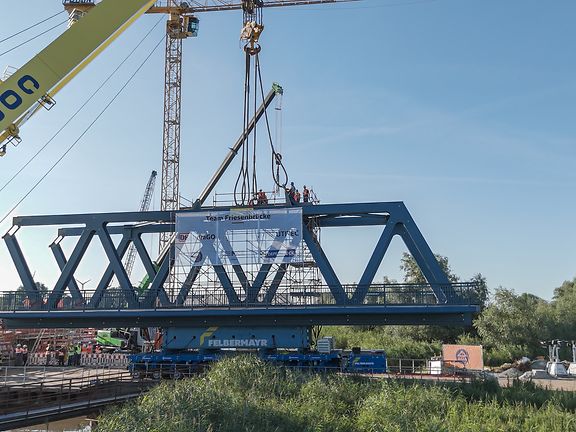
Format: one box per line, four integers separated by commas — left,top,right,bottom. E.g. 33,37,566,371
129,350,387,375
346,351,387,372
2,202,481,328
0,304,478,328
164,326,310,350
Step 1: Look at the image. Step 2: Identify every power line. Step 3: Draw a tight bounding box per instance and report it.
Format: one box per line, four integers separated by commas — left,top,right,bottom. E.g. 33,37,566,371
0,20,68,58
0,10,65,45
0,17,165,195
0,35,165,227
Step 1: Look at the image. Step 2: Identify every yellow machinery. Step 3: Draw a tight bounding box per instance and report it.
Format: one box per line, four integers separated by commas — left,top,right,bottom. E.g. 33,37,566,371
0,0,157,155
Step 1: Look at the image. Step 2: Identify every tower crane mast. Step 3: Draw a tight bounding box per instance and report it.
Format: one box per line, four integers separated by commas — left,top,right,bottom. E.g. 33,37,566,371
123,170,158,279
149,0,358,252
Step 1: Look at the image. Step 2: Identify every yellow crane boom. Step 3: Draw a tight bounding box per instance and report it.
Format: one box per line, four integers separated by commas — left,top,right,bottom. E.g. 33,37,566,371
0,0,157,155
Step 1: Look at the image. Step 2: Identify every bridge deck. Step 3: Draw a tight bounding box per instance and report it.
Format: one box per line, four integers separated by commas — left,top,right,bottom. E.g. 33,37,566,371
0,304,478,328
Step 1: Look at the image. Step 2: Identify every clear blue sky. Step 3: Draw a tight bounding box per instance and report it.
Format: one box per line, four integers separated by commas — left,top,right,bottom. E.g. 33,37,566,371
0,0,574,300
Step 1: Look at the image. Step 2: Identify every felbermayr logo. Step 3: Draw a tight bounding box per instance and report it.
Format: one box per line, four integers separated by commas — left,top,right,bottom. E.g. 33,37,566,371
208,339,268,348
0,75,40,122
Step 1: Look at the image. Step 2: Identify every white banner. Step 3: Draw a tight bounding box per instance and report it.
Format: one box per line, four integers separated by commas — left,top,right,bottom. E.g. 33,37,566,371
175,208,303,266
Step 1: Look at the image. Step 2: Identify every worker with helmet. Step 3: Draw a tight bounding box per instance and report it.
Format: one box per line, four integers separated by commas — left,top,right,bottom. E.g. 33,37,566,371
257,189,268,205
294,189,301,203
303,186,310,203
286,182,296,204
15,344,23,366
22,345,28,366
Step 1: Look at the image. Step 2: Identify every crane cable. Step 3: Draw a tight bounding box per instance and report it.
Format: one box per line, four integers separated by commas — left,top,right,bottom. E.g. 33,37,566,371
234,49,253,206
0,16,165,195
255,52,288,190
0,19,69,59
0,10,66,45
0,34,165,226
233,47,290,206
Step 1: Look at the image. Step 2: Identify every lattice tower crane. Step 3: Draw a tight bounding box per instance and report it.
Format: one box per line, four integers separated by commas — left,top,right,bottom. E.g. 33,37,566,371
123,170,157,279
147,0,358,253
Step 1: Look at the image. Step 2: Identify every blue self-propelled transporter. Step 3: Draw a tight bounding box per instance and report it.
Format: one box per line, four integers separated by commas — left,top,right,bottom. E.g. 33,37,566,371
128,326,386,379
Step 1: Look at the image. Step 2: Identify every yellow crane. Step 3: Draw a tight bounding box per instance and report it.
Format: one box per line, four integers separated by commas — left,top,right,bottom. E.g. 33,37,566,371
0,0,356,254
0,0,158,155
0,0,356,158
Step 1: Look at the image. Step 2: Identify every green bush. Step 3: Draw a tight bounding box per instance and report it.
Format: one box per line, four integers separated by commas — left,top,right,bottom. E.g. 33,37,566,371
98,357,576,432
321,326,441,359
483,344,528,366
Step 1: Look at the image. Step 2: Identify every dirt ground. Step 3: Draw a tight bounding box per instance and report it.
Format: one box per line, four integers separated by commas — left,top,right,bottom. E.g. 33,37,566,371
499,376,576,391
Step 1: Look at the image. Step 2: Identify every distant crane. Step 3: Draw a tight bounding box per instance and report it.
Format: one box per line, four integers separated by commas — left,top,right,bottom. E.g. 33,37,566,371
124,170,158,280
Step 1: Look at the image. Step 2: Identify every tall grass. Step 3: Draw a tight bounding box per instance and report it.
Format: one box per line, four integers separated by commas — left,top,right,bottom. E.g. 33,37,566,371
98,357,576,432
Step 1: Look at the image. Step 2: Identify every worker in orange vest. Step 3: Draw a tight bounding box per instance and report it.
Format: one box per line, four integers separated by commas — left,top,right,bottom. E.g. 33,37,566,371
257,189,268,205
294,189,301,203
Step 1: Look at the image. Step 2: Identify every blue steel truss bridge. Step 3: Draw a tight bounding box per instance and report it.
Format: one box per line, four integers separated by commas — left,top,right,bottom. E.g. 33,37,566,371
1,201,480,329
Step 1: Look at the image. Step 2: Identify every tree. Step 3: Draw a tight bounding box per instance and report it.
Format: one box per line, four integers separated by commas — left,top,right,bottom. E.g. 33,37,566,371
400,252,459,284
474,288,554,355
16,281,49,295
469,273,489,311
551,278,576,340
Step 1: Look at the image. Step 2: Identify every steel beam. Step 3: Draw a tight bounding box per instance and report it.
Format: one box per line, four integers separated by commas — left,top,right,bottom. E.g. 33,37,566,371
302,225,347,304
49,241,85,305
5,201,472,315
3,231,39,303
0,305,478,329
47,228,95,308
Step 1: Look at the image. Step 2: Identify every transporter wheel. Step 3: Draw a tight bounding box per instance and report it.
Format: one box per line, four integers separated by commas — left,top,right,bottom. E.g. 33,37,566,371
171,370,182,380
152,370,162,380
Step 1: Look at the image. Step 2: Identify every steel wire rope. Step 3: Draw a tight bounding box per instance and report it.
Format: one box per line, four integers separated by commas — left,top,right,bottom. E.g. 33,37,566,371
251,50,258,200
255,52,288,190
0,10,66,45
234,48,253,206
0,19,69,58
0,34,165,226
0,16,165,195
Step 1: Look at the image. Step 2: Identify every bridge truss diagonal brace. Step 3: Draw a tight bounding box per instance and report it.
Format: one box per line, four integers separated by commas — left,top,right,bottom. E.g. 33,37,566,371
49,241,85,305
217,231,288,305
396,207,452,303
96,225,139,308
3,229,39,302
302,224,348,304
306,202,453,305
89,233,132,309
48,227,95,309
142,244,172,308
352,216,402,304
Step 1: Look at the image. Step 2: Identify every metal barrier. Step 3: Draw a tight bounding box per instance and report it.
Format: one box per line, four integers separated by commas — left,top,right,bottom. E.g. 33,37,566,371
0,366,153,430
0,283,479,312
26,353,129,368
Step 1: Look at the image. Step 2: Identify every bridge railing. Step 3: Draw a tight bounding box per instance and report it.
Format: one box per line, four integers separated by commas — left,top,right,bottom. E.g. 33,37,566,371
0,282,480,312
0,366,153,428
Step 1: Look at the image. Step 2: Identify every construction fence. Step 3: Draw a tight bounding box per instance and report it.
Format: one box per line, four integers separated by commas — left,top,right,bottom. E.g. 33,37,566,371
26,352,129,368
